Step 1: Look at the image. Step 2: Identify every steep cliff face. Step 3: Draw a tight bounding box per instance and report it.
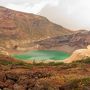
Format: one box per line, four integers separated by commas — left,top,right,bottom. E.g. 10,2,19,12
0,6,72,50
35,31,90,53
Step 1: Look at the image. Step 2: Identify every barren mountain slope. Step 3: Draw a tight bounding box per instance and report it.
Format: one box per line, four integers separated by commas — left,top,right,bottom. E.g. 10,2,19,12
0,6,72,50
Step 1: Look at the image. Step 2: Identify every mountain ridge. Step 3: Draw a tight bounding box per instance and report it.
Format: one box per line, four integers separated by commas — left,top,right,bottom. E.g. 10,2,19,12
0,6,72,51
34,31,90,53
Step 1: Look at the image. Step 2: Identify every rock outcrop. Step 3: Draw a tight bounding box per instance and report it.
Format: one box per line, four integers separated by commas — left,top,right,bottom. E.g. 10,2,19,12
35,31,90,53
0,47,9,56
64,45,90,63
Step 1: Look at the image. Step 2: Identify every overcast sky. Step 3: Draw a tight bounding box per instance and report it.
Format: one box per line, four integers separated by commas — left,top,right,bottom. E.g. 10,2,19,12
0,0,90,30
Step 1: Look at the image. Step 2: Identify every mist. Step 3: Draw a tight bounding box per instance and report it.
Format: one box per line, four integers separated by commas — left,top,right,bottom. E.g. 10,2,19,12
0,0,90,30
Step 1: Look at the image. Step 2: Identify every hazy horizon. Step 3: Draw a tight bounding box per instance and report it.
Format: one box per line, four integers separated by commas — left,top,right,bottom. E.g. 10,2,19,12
0,0,90,30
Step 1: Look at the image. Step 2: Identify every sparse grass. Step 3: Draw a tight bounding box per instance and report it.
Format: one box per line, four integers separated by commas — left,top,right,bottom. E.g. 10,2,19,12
33,62,65,66
65,77,90,90
0,59,13,65
0,55,90,89
0,57,90,68
74,58,90,64
0,55,90,72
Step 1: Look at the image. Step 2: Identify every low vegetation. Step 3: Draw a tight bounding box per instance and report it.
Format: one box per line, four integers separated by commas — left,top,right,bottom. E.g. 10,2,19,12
0,55,89,90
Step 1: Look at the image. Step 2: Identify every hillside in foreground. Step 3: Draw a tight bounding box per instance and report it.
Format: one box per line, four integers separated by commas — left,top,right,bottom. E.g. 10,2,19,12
0,55,89,90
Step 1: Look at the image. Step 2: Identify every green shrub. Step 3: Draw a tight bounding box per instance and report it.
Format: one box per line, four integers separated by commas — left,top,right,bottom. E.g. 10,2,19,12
72,58,90,64
0,60,13,65
60,77,90,90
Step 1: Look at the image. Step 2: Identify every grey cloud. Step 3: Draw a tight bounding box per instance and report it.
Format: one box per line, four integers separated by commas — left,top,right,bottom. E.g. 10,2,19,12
0,0,90,30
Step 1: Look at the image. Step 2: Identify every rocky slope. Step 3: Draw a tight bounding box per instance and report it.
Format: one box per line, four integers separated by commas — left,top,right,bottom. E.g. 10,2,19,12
0,55,90,90
64,45,90,63
35,31,90,53
0,6,72,51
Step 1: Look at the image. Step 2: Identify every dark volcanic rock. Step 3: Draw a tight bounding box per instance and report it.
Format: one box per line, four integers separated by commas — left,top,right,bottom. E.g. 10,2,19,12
6,72,19,82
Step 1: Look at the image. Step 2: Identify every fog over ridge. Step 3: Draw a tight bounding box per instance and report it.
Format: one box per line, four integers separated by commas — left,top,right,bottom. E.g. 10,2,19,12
0,0,90,30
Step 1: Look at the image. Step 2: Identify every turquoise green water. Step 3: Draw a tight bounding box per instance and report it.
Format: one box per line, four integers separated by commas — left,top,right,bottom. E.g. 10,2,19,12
12,50,71,61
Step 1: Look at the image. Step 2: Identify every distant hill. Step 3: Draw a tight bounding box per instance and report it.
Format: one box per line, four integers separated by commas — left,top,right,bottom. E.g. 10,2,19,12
0,6,72,50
